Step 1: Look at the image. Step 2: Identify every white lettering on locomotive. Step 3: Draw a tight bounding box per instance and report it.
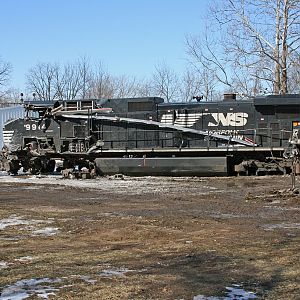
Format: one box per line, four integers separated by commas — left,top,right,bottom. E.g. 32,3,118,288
208,112,248,127
24,123,47,131
210,129,244,140
161,112,248,127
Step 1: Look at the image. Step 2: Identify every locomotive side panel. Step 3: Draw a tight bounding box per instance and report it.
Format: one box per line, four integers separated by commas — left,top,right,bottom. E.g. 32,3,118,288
254,95,300,147
4,118,60,152
158,101,256,147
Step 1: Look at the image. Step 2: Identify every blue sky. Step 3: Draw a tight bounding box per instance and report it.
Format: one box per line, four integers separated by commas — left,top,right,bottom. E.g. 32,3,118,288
1,0,209,92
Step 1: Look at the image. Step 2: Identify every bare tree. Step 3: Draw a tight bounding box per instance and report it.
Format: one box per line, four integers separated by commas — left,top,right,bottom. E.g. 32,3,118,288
27,57,94,101
88,63,115,98
0,88,23,105
77,56,92,99
0,57,12,97
113,75,137,98
27,57,154,101
58,63,79,100
287,54,300,93
187,0,300,96
186,31,233,90
55,56,93,100
88,62,153,99
113,75,152,98
151,62,179,102
178,68,200,102
56,61,91,100
26,63,60,101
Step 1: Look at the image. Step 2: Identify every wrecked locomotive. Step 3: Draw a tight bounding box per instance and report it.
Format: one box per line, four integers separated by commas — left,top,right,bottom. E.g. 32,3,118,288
1,93,299,176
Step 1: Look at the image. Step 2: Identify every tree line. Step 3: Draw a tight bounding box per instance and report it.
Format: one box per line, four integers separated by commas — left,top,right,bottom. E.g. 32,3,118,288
25,58,204,103
1,56,204,103
1,0,300,103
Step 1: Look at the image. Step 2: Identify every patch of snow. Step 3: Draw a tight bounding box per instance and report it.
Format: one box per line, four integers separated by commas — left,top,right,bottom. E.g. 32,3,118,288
193,296,218,300
0,215,30,230
68,274,97,284
0,236,21,241
226,285,257,299
99,267,134,277
0,278,61,300
193,285,257,300
263,223,300,231
78,275,97,284
0,261,8,269
0,215,52,231
14,256,35,262
263,205,300,211
0,215,59,240
22,186,41,190
211,213,246,219
0,175,222,196
32,227,59,236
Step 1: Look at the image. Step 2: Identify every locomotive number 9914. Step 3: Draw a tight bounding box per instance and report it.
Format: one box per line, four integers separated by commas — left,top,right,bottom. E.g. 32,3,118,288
24,123,46,131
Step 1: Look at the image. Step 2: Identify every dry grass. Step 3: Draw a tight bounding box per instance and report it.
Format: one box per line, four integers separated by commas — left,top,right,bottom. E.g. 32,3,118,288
0,175,299,299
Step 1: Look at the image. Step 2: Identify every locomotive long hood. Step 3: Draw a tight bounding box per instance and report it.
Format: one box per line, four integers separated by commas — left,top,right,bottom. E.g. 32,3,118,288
57,113,257,147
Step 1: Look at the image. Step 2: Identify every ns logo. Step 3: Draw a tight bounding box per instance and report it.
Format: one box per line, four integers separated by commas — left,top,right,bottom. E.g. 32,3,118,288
160,111,249,128
208,112,248,127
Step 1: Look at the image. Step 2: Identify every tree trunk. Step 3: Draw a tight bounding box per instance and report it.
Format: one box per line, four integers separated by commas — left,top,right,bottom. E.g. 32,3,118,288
281,0,289,94
274,0,281,94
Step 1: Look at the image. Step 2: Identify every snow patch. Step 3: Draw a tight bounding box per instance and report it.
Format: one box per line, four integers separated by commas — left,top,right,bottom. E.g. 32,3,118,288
193,284,257,300
0,261,8,269
0,215,52,231
0,215,59,239
0,215,31,230
78,275,97,284
0,278,61,300
32,227,59,236
263,223,300,231
0,175,222,196
14,256,35,262
68,274,97,284
99,267,134,277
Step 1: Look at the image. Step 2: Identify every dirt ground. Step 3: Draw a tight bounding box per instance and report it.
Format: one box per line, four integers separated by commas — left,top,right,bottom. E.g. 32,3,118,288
0,174,299,299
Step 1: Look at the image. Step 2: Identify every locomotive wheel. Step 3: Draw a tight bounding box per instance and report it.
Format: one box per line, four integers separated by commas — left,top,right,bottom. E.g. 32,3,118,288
9,160,20,175
43,159,55,173
30,157,42,175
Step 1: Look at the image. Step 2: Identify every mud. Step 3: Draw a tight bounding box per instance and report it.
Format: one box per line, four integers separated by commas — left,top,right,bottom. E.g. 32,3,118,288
0,175,299,299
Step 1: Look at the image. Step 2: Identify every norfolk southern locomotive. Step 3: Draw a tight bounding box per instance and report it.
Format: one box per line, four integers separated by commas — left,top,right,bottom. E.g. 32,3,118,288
1,93,299,176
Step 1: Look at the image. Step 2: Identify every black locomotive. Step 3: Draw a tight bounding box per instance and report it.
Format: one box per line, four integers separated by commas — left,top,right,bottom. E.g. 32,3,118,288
1,93,299,176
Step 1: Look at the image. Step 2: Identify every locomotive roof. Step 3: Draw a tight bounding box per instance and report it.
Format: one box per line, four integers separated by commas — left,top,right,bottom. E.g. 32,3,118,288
23,97,164,107
158,99,253,108
101,97,164,103
160,94,300,108
22,94,300,110
23,99,99,106
254,94,300,106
